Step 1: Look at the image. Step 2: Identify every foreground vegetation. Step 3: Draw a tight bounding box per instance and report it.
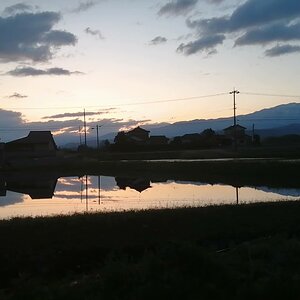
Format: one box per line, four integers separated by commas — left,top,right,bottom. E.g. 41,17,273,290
1,201,300,299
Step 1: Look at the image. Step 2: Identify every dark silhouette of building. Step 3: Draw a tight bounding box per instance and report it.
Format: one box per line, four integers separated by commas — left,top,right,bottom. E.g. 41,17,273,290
6,131,57,158
4,172,58,199
126,126,150,144
0,143,5,167
115,177,151,193
148,135,169,145
223,125,251,146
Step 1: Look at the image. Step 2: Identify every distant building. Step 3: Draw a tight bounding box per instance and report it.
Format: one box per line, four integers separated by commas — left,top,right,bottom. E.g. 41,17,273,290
0,143,5,167
148,135,169,145
223,125,251,145
5,131,57,158
126,126,150,143
180,133,201,144
114,126,151,145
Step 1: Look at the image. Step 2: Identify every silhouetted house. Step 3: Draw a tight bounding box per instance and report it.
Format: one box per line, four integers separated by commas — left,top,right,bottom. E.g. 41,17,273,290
181,133,201,144
126,126,150,143
223,125,251,145
114,126,150,146
6,131,57,158
0,173,5,197
148,135,169,145
0,143,5,167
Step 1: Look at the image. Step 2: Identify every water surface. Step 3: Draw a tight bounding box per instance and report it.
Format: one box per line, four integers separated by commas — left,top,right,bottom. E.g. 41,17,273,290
0,174,299,219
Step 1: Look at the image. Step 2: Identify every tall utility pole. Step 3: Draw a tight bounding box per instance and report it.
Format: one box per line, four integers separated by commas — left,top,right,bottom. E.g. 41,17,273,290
229,89,239,150
79,126,82,145
229,89,239,126
83,109,87,147
96,125,99,149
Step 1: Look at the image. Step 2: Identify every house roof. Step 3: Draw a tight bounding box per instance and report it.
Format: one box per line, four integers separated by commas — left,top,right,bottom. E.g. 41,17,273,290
223,125,246,131
127,126,150,134
7,131,57,148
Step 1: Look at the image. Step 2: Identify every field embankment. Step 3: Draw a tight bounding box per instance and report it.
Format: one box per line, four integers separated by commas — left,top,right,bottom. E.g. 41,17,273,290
1,202,300,299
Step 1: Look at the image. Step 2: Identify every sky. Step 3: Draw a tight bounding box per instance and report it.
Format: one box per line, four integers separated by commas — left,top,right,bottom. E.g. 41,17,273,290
0,0,300,143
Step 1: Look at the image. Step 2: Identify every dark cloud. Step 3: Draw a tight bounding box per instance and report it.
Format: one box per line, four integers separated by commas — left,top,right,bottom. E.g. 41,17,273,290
195,0,300,35
0,108,169,146
7,92,28,99
149,36,167,45
158,0,198,17
0,11,77,62
6,67,84,77
43,109,116,119
265,44,300,57
177,34,225,55
72,1,99,13
181,0,300,57
235,21,300,46
84,27,105,39
3,2,33,15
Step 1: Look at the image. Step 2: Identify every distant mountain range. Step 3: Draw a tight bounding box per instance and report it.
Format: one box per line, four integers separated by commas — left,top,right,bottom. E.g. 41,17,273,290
61,103,300,148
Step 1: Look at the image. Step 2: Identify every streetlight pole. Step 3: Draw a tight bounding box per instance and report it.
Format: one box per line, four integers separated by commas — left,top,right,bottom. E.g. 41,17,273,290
96,125,103,150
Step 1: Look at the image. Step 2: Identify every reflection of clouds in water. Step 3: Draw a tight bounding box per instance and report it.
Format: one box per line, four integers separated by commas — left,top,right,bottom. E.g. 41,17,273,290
2,174,300,219
254,186,300,197
89,176,117,191
0,191,24,207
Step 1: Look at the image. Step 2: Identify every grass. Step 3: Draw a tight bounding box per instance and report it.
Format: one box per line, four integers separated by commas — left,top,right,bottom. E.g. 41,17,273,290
1,201,300,299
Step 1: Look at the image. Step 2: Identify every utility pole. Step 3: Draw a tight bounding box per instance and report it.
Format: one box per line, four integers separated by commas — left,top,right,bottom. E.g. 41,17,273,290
79,126,82,145
96,125,99,149
229,89,239,126
83,109,87,147
230,89,239,150
96,125,102,149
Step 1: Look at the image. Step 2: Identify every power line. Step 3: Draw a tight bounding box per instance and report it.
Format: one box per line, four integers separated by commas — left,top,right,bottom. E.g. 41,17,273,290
241,92,300,98
1,92,228,111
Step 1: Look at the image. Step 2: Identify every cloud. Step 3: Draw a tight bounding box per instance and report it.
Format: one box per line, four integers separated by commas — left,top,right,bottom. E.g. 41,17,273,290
3,2,33,15
265,44,300,57
7,92,28,99
6,67,84,77
43,109,116,119
72,1,99,13
235,21,300,46
181,0,300,57
84,27,105,39
149,36,167,45
0,11,77,62
158,0,198,17
177,34,225,55
195,0,300,35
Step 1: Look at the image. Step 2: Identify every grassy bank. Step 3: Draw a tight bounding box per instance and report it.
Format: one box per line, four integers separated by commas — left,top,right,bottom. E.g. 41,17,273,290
1,202,300,299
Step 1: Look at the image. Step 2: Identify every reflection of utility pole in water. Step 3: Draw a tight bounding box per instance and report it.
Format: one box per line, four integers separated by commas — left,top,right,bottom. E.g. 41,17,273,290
85,175,88,211
236,187,239,205
80,176,84,203
97,175,101,205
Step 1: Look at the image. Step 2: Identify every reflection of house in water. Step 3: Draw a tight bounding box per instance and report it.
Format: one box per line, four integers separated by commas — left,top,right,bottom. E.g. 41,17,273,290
0,174,6,197
5,131,57,158
3,173,58,199
115,177,151,193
